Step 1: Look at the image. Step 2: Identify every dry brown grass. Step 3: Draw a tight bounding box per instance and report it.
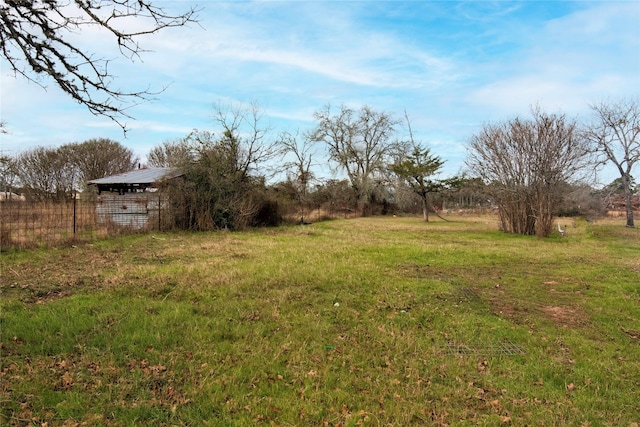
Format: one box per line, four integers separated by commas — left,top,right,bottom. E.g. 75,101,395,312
0,200,105,249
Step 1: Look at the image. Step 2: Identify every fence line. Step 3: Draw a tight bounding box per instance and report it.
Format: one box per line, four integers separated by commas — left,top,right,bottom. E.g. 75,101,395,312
0,195,172,250
0,194,368,249
1,196,564,250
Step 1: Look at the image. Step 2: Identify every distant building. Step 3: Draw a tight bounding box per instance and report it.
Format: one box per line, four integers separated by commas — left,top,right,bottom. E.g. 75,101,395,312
0,192,26,201
88,168,183,230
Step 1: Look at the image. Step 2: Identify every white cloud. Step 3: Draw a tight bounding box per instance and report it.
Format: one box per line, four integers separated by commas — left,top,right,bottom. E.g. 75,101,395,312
465,2,639,119
1,0,638,176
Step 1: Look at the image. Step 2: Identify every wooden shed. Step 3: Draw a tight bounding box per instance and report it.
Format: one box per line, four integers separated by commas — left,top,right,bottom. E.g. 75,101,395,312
88,168,183,230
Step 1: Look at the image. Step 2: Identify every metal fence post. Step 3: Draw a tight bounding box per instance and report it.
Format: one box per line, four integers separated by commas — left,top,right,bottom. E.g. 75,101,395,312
73,192,77,237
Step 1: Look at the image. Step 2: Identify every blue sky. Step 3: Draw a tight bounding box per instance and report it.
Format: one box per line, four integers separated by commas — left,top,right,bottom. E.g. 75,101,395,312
1,1,639,183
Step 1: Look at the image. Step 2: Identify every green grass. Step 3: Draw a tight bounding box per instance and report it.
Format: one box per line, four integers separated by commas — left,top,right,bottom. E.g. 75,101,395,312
1,215,639,426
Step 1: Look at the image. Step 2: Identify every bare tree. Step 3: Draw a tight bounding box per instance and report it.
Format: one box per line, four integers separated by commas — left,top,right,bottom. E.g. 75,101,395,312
0,154,19,195
206,101,279,180
64,138,138,187
1,0,199,129
11,139,137,198
583,98,640,227
311,104,400,213
147,139,195,168
278,130,317,223
17,146,76,200
467,107,590,237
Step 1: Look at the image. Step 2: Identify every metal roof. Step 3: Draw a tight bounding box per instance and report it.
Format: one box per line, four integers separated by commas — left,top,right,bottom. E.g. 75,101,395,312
88,168,183,186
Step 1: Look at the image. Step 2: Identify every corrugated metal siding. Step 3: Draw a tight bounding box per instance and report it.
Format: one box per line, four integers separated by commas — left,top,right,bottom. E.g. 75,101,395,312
96,193,161,230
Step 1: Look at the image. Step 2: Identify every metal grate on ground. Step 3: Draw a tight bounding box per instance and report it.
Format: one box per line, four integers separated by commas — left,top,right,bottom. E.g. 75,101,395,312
457,287,481,301
445,340,526,356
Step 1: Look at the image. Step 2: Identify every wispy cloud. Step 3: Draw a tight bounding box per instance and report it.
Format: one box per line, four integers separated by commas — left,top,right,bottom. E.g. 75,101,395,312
465,2,639,118
1,0,638,175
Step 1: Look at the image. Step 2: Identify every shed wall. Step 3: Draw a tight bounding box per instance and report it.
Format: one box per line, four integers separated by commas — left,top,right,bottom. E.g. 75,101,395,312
95,193,163,230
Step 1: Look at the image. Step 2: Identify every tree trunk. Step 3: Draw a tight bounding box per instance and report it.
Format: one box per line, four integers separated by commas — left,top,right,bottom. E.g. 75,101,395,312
422,197,429,222
623,174,635,227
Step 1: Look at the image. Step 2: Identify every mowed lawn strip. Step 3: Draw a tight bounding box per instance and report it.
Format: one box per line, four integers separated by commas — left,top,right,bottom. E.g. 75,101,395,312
1,215,639,426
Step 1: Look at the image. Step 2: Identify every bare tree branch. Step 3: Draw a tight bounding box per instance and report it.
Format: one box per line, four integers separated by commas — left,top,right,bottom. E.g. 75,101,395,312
209,100,279,180
1,0,200,131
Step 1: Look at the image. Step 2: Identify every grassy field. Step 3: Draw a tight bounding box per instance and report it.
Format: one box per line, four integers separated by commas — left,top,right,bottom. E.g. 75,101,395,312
1,215,639,426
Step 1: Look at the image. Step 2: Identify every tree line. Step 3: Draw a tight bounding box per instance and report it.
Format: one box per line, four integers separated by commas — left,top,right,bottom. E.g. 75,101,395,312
1,139,138,201
2,98,638,236
2,2,637,236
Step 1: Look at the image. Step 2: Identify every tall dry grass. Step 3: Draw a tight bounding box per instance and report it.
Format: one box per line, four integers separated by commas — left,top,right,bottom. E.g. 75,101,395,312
0,200,105,249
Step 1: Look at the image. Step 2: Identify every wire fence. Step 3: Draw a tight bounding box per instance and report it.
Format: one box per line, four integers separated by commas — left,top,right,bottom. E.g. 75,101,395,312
0,193,365,250
0,194,169,250
0,195,508,251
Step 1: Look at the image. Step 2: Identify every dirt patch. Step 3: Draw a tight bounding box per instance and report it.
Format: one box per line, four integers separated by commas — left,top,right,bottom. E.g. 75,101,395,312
539,306,588,328
397,263,505,283
487,294,535,324
622,329,640,340
31,289,72,304
487,287,588,328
